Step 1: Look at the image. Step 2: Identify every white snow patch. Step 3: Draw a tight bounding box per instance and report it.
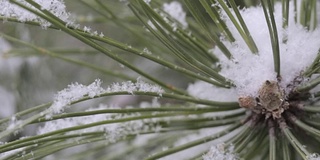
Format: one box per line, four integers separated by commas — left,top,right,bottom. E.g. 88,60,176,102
308,153,320,160
202,143,238,160
47,79,105,116
0,0,76,28
0,146,25,159
190,1,320,99
46,79,163,118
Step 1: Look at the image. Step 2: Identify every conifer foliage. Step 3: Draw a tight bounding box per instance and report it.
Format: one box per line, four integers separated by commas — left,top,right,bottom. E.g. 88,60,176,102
0,0,320,159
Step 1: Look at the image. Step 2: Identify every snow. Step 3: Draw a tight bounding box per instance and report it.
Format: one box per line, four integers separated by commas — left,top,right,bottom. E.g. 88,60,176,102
105,78,164,94
202,143,238,160
0,0,75,28
99,32,104,37
46,79,163,118
219,1,320,96
83,26,91,33
308,153,320,160
0,147,25,159
189,0,320,98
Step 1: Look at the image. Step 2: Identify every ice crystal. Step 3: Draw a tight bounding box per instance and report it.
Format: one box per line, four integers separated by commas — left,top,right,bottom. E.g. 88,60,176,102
83,26,91,33
99,32,104,37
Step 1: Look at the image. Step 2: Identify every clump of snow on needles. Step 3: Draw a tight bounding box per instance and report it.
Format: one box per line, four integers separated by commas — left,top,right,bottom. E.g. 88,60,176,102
0,0,75,28
202,143,238,160
47,79,105,117
190,0,320,99
46,79,163,118
218,1,320,96
307,153,320,160
0,86,16,117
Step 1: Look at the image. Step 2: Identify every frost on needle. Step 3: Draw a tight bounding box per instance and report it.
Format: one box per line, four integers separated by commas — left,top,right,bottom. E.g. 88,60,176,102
46,79,163,118
0,0,75,28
